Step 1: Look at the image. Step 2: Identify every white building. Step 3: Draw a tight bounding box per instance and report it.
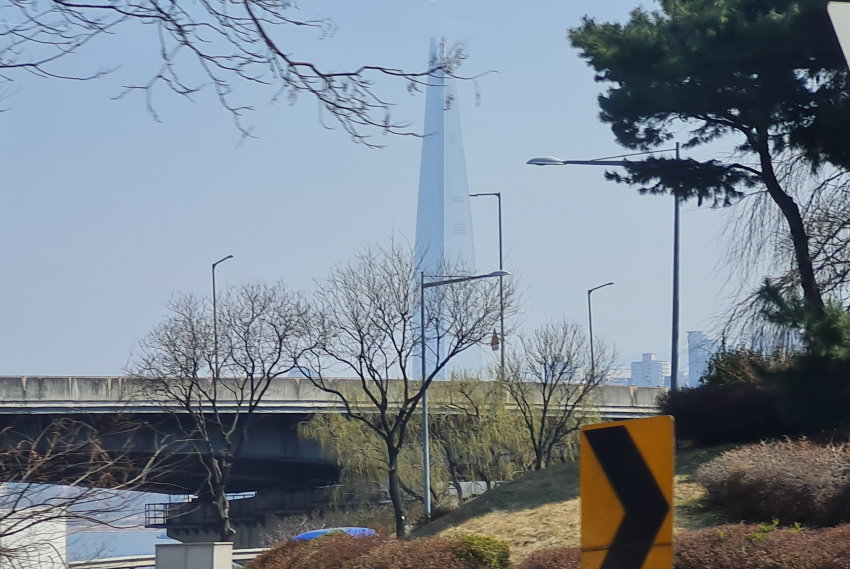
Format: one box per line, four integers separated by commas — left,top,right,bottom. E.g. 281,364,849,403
687,331,719,387
629,353,670,387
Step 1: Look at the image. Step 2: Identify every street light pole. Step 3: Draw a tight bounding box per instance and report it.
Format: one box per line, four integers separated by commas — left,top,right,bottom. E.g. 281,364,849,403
419,269,510,520
587,282,614,381
527,145,682,391
211,254,234,380
671,143,681,391
469,192,505,378
419,271,428,520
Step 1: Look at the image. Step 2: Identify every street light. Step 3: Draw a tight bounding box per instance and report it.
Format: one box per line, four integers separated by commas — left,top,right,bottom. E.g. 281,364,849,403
419,269,510,519
211,254,234,380
587,282,614,381
527,144,682,392
469,192,506,378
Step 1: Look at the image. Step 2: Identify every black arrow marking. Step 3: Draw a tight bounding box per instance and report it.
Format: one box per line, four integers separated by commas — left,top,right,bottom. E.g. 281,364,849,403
584,425,669,569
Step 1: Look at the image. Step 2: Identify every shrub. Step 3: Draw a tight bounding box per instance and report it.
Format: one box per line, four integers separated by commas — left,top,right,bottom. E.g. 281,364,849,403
290,534,387,569
248,533,508,569
509,547,579,569
507,525,850,569
347,536,502,569
449,535,510,569
657,383,787,446
695,439,850,526
246,540,309,569
675,523,850,569
757,287,850,433
247,534,387,569
767,352,850,433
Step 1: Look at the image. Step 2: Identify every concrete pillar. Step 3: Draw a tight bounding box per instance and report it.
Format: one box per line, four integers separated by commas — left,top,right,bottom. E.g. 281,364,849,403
155,542,233,569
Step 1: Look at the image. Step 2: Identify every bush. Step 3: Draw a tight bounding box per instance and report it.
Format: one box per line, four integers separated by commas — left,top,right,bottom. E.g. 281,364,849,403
291,534,387,569
695,439,850,526
247,534,387,569
347,537,500,569
675,523,850,569
249,534,509,569
757,288,850,433
767,352,850,433
246,540,309,569
657,383,787,446
449,535,510,569
509,547,579,569
506,525,850,569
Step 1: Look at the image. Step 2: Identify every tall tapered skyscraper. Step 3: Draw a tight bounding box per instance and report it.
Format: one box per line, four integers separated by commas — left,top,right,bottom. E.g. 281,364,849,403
415,39,479,378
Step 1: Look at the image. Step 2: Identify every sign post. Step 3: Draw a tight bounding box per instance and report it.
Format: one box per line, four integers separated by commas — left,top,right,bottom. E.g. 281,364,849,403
580,415,674,569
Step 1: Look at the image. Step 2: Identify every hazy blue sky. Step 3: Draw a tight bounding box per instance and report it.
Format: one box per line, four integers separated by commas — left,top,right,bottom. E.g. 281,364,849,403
2,0,746,376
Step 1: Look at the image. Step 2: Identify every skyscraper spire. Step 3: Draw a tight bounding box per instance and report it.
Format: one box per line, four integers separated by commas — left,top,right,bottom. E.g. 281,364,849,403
415,38,479,378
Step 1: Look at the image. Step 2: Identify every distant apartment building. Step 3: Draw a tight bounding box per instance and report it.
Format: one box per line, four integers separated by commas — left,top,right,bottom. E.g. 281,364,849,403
630,353,670,387
687,331,719,387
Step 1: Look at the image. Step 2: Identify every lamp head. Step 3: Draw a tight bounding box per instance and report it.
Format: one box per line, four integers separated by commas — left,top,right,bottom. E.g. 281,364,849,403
527,156,565,166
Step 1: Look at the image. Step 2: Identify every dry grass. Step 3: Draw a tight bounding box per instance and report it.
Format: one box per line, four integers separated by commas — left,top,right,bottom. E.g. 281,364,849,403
414,446,733,562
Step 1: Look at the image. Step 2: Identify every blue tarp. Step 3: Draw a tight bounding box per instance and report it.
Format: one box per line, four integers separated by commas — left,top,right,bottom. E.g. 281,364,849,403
292,527,378,541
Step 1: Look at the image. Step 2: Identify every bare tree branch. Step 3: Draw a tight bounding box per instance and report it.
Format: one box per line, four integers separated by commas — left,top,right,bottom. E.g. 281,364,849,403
503,320,610,471
0,2,471,144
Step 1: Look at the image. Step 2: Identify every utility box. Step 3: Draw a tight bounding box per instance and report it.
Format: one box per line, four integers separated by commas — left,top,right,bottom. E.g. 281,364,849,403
155,542,233,569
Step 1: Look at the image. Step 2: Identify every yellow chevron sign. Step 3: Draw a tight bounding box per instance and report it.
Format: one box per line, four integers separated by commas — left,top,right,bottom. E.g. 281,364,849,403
580,416,674,569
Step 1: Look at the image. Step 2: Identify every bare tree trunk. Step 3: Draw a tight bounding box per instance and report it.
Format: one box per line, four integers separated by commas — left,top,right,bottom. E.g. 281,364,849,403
210,455,235,541
534,448,544,471
387,448,405,538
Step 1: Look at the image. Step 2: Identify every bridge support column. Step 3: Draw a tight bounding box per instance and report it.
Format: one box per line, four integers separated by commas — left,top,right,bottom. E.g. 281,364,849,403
155,542,233,569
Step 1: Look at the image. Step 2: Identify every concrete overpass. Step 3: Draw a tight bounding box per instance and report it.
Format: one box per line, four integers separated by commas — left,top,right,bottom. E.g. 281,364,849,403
0,375,664,547
0,375,664,418
0,375,664,495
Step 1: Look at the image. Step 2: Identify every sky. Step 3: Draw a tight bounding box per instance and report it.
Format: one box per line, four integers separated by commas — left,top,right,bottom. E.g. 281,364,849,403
1,0,748,378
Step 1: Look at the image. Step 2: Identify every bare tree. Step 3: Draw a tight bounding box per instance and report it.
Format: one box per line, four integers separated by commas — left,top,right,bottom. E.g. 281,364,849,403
1,1,467,143
298,244,506,537
0,414,170,567
503,321,610,471
130,282,312,541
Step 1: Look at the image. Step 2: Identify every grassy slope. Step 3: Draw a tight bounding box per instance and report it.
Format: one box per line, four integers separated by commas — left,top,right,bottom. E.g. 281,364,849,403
413,446,734,562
